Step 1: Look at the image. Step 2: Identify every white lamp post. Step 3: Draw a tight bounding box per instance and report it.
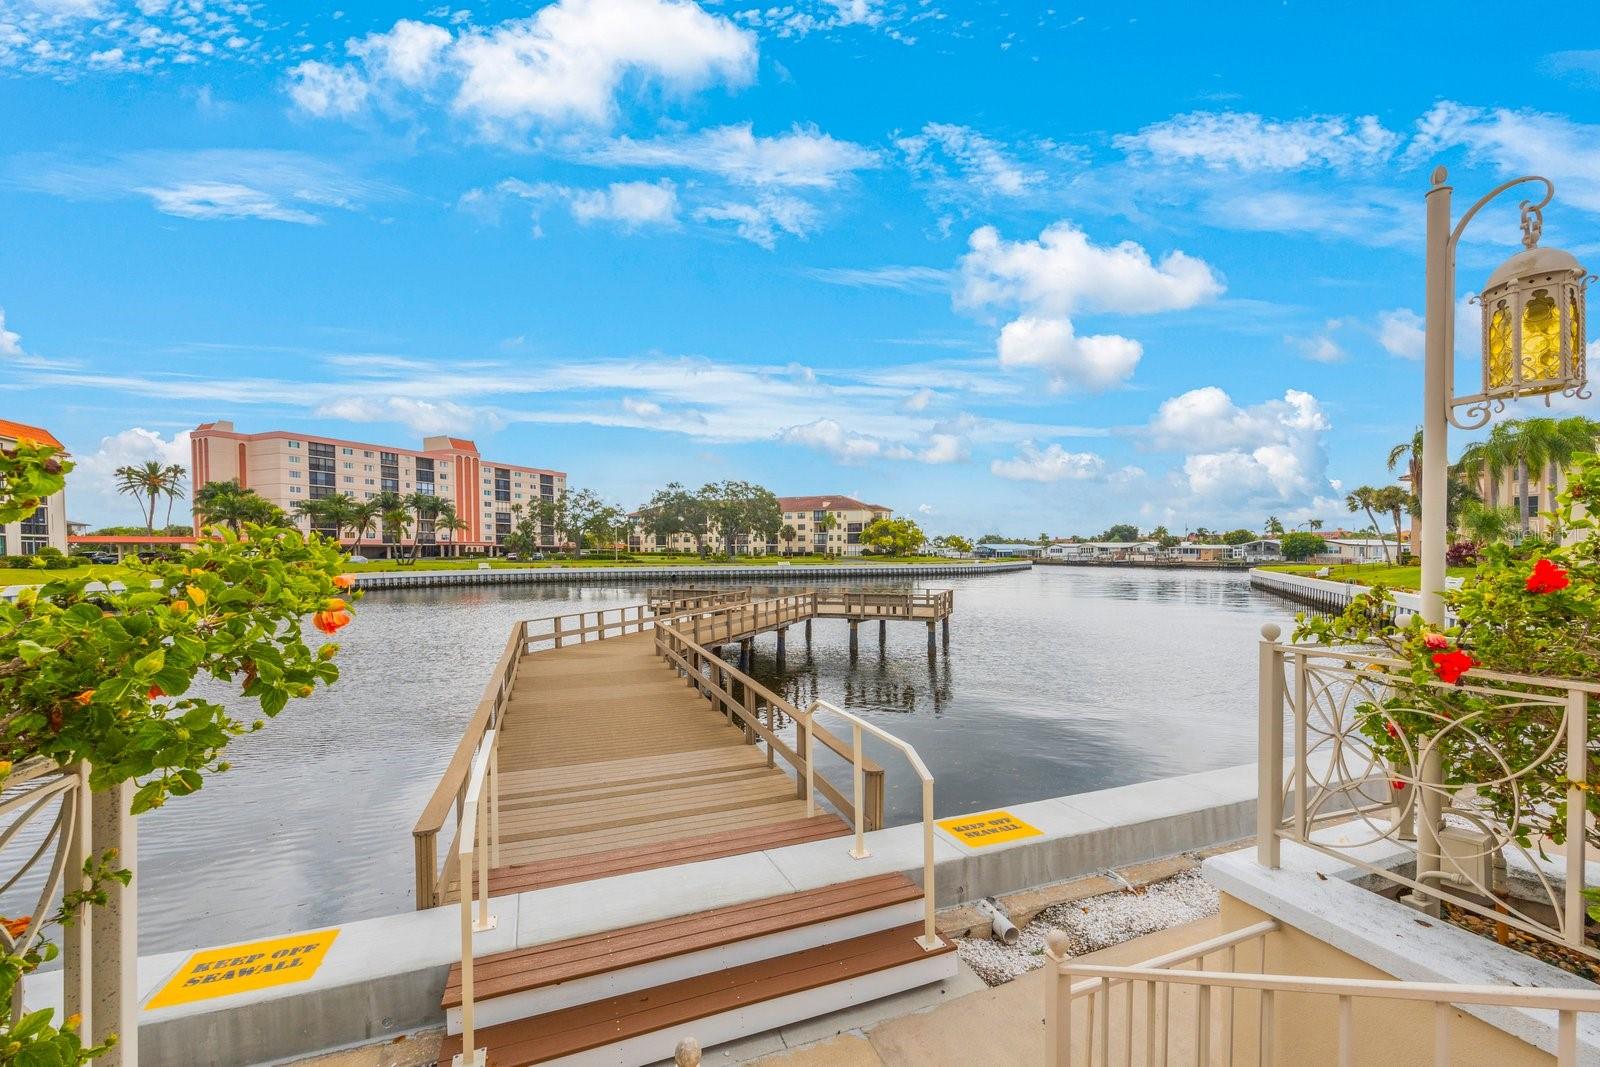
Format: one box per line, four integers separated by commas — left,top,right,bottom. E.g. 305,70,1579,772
1416,166,1591,907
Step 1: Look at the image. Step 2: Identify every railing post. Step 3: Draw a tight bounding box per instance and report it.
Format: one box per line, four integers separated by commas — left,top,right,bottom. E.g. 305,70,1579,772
1257,624,1284,868
1044,931,1071,1067
850,723,868,858
801,716,815,814
415,831,438,910
1564,687,1588,948
918,775,938,951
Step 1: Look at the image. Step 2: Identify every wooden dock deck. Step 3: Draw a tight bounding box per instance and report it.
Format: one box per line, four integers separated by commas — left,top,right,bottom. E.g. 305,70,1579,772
413,588,954,909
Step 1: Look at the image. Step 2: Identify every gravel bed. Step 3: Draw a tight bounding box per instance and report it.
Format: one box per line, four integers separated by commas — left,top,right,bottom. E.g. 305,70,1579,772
956,870,1220,986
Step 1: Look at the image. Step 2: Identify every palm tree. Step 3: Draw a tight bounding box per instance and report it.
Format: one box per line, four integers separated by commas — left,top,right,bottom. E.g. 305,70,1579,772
115,460,186,534
779,523,796,556
1307,519,1324,531
193,480,265,532
1344,487,1391,563
1456,417,1600,536
1457,501,1518,545
403,492,442,562
1264,516,1284,536
1373,485,1409,559
348,498,381,554
434,503,468,555
1386,426,1423,549
291,497,325,532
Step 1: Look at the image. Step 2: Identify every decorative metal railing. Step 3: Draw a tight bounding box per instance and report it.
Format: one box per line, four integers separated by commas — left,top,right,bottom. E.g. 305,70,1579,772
1046,917,1600,1066
1256,623,1600,958
0,759,91,1024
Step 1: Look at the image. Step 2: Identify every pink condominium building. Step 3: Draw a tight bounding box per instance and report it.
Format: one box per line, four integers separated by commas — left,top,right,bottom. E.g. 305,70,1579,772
189,420,566,553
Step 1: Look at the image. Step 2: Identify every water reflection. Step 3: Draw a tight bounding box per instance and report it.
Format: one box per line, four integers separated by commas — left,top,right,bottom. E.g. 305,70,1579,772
117,566,1292,954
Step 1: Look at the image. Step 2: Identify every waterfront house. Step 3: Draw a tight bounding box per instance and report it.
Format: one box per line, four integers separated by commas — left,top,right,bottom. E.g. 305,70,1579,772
1175,542,1232,562
1044,540,1158,560
974,542,1044,558
629,494,894,556
1321,537,1396,563
1230,538,1283,562
0,418,68,556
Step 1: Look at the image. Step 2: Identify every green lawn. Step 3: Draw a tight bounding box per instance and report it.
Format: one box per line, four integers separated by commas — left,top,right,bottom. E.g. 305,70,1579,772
2,553,992,587
1258,562,1475,591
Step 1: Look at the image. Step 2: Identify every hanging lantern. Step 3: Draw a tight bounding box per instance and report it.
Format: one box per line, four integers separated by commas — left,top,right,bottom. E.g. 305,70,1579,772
1478,208,1591,401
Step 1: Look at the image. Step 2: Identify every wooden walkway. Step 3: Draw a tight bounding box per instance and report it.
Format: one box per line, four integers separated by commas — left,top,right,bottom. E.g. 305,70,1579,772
491,632,830,869
416,588,954,908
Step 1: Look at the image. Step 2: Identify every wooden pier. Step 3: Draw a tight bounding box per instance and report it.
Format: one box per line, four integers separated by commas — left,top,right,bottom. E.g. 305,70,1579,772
412,587,955,909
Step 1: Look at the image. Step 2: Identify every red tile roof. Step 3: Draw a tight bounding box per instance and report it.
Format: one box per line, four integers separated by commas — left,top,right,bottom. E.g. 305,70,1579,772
778,495,891,512
446,438,478,452
69,535,197,544
0,419,63,449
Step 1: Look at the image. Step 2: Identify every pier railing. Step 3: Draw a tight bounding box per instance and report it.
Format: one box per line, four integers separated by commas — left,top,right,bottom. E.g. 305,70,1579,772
804,699,939,952
654,619,885,830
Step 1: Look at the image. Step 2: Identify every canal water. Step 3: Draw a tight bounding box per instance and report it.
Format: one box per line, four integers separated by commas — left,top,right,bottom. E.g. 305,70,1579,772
133,566,1296,953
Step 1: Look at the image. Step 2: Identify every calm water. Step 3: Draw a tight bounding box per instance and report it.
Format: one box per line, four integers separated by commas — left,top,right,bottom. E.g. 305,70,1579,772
124,567,1294,953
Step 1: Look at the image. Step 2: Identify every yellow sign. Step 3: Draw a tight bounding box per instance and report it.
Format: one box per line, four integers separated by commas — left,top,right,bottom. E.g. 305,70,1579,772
145,929,339,1010
937,810,1043,848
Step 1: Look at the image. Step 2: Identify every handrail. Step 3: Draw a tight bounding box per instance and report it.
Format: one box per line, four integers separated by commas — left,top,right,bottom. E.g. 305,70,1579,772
1043,920,1278,1067
454,728,500,1067
804,699,940,953
653,618,884,827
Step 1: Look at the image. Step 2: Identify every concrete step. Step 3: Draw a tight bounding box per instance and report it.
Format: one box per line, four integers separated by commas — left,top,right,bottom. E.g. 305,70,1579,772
440,921,956,1065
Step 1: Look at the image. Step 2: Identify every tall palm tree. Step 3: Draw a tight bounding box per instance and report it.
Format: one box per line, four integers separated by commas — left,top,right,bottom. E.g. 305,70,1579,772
1386,426,1423,549
404,491,443,562
348,498,381,553
1344,487,1391,563
291,497,325,532
434,503,468,555
1264,516,1284,536
1373,485,1409,559
115,460,185,535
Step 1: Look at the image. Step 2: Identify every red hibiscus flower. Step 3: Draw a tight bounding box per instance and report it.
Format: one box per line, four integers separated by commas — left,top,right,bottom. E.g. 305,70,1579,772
1526,558,1570,594
1422,632,1449,651
147,685,164,700
1432,649,1477,684
1390,779,1407,791
1384,721,1400,739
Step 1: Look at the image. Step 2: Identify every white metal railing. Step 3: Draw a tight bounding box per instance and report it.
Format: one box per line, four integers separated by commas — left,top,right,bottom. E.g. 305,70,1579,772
1048,920,1600,1065
1256,623,1600,957
803,699,940,953
452,728,500,1067
1043,920,1277,1067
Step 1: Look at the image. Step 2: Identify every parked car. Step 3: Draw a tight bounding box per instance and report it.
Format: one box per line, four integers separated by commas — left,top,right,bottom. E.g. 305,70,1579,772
82,552,119,565
346,554,369,563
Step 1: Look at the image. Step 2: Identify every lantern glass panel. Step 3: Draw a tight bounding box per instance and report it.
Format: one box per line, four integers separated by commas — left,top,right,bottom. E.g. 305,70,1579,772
1520,289,1561,385
1487,301,1513,389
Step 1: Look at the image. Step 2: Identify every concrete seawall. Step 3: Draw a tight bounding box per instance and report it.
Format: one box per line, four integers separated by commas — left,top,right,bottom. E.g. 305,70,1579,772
1248,567,1431,622
353,560,1032,590
26,763,1256,1065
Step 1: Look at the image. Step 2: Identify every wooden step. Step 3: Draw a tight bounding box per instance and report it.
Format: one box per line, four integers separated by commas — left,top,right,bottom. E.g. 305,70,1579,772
486,814,848,896
443,873,923,1010
437,923,954,1066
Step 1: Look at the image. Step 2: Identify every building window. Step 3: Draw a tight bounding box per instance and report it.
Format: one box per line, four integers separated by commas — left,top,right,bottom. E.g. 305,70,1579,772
287,456,301,464
380,451,400,493
289,470,301,478
342,447,353,455
415,457,435,496
308,441,336,499
494,468,511,502
19,505,48,555
287,440,300,449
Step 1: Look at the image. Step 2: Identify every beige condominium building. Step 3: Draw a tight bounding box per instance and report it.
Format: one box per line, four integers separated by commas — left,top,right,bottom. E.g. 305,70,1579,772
629,494,893,556
190,421,566,555
1472,462,1580,540
0,419,69,557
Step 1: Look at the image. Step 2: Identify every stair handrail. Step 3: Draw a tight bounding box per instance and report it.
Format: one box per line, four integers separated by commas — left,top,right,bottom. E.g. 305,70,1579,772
454,728,500,1067
803,699,940,953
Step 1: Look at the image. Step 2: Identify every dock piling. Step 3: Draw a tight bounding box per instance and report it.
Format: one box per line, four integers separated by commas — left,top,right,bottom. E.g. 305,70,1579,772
848,620,859,658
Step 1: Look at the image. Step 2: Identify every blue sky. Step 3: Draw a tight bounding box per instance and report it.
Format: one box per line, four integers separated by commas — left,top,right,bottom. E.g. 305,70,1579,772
2,0,1597,535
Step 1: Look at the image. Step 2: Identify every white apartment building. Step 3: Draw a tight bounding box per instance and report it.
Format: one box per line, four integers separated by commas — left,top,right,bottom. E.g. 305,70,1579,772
629,495,893,556
0,418,69,557
190,421,566,554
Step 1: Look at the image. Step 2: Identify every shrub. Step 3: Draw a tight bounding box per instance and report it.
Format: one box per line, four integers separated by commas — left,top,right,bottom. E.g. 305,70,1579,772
1445,540,1481,567
1280,532,1327,561
1295,451,1598,853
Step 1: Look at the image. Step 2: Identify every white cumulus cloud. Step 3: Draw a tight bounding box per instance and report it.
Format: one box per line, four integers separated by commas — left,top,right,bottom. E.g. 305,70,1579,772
69,427,192,527
582,123,878,188
990,442,1107,482
996,316,1141,393
1377,308,1424,360
569,179,679,228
